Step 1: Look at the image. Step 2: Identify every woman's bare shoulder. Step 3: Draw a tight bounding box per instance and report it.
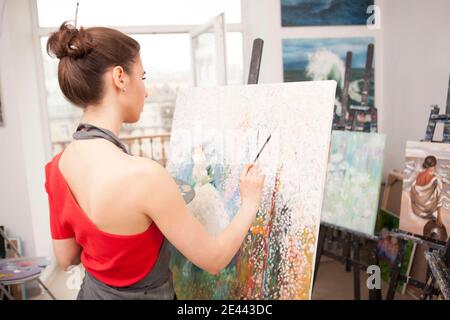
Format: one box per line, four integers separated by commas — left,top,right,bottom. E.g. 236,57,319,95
124,156,166,175
118,156,181,215
119,156,172,189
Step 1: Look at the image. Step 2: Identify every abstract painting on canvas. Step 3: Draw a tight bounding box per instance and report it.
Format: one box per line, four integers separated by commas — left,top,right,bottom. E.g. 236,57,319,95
321,131,386,235
167,81,336,299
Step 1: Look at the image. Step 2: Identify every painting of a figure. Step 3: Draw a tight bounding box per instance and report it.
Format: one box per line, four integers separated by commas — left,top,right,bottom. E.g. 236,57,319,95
321,131,386,235
375,210,416,294
281,0,374,27
167,81,336,299
400,141,450,241
283,37,375,129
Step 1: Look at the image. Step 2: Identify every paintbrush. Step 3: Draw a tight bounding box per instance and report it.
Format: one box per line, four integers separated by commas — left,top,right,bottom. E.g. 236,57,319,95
253,126,277,163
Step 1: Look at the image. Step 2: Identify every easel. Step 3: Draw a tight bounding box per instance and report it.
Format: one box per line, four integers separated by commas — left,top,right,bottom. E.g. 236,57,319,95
422,240,450,299
314,223,382,300
386,229,448,299
387,75,450,299
313,43,382,300
247,38,263,85
333,43,377,132
333,51,352,130
350,43,377,132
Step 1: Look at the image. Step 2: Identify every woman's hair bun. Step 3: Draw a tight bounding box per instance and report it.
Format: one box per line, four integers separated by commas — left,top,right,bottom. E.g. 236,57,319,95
46,21,94,60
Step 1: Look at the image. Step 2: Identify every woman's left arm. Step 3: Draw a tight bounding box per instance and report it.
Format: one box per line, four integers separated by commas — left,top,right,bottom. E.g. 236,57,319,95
52,238,82,271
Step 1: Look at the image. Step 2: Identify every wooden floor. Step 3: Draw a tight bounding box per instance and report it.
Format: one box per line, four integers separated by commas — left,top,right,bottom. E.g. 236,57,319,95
28,258,416,300
312,258,414,300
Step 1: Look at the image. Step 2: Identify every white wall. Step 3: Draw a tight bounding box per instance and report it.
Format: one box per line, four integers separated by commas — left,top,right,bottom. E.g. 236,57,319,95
382,0,450,175
0,0,52,258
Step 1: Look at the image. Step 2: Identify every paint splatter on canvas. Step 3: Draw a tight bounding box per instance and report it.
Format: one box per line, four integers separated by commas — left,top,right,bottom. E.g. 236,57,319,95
321,131,386,235
167,81,336,299
400,141,450,241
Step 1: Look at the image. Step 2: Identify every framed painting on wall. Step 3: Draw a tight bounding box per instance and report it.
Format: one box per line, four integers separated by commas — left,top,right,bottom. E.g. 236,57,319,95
282,37,375,128
280,0,374,27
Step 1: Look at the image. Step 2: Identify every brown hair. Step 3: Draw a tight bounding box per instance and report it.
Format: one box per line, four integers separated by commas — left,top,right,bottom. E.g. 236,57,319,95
422,155,437,169
46,22,140,107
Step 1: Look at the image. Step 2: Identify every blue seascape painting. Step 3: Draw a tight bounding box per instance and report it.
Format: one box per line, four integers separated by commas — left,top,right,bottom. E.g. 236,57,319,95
281,0,374,27
282,37,375,122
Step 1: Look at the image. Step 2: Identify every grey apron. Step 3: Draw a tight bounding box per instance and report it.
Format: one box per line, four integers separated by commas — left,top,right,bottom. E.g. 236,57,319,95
72,123,176,300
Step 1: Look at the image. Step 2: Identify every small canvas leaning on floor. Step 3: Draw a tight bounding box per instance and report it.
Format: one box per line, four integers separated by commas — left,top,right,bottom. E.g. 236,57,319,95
167,81,336,299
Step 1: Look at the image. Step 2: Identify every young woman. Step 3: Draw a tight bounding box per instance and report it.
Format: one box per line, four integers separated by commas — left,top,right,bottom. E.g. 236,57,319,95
44,22,265,300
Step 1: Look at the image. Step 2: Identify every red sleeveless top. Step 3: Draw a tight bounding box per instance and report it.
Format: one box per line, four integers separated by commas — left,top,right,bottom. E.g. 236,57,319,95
44,152,164,287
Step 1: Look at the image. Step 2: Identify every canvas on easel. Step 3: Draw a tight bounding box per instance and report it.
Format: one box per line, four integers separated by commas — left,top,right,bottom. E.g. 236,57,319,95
399,141,449,298
321,130,386,235
386,98,450,300
400,141,450,242
167,81,336,299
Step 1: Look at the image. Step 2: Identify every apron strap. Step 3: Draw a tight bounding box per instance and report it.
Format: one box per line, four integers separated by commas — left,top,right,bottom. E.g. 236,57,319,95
73,123,129,154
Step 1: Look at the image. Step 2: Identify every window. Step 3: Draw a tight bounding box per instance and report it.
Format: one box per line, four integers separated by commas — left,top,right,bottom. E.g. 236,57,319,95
126,34,192,136
35,0,244,158
37,0,242,27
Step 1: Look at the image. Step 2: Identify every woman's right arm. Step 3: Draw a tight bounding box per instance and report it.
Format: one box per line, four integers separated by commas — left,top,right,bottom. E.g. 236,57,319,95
139,161,265,275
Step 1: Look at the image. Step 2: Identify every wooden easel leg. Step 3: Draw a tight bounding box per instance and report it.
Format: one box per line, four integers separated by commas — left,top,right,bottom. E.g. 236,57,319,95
420,275,435,300
443,238,450,265
420,238,450,299
247,39,264,85
343,232,352,272
312,224,327,290
386,239,406,300
353,239,361,300
420,239,450,299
